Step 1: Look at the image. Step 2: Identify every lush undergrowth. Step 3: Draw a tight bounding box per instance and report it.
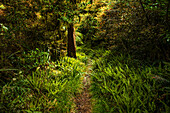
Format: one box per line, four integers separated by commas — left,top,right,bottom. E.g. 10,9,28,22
90,49,170,113
1,0,170,112
0,49,87,112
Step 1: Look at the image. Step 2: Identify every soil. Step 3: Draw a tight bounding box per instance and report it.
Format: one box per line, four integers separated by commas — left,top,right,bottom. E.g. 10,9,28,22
73,60,92,113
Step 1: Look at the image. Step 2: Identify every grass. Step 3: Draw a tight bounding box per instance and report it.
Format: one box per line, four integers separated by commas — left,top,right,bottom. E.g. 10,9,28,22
91,52,170,113
1,47,169,112
0,50,86,112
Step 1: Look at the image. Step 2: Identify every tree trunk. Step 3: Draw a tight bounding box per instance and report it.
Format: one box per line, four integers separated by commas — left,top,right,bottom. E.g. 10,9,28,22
67,23,77,58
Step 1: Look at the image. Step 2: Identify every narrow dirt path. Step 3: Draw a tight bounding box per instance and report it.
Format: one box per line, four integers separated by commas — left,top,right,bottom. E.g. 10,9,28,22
73,60,92,113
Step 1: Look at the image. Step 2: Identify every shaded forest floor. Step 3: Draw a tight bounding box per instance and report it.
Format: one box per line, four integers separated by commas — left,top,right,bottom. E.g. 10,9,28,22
0,45,170,113
73,59,93,113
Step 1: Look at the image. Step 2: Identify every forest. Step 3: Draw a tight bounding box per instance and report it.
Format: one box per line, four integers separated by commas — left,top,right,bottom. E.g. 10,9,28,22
0,0,170,112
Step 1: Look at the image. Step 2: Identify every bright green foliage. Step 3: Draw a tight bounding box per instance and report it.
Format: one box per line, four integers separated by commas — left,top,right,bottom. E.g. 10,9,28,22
0,55,86,112
76,52,89,64
20,48,50,69
91,52,170,113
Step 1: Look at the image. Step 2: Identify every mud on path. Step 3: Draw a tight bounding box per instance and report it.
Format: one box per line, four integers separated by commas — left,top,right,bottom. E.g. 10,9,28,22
73,60,92,113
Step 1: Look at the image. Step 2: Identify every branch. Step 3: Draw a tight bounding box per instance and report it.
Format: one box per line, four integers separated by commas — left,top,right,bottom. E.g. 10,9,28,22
139,0,151,25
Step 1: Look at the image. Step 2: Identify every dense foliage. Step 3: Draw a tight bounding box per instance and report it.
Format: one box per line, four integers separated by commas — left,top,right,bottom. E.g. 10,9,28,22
0,0,170,112
91,50,170,112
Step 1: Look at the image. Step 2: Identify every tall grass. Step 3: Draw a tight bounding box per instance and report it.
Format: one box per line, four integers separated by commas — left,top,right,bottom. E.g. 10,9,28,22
0,51,86,112
91,53,170,113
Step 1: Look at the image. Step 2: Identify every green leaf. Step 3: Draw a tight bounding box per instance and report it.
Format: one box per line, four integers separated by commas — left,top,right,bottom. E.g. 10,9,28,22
0,69,18,71
0,4,6,9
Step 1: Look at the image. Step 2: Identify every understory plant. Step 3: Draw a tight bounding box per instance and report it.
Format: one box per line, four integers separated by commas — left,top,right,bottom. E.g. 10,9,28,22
91,53,170,113
0,51,86,112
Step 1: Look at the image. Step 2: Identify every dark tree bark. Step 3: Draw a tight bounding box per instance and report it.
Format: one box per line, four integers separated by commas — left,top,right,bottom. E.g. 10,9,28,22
67,0,77,58
67,23,77,58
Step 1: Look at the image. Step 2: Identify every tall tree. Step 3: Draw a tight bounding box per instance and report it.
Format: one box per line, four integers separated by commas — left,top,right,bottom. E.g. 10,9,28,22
67,0,77,58
68,23,77,58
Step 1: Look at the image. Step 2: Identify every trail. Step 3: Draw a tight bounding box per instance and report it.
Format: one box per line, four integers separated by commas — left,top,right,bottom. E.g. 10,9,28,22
73,59,92,113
